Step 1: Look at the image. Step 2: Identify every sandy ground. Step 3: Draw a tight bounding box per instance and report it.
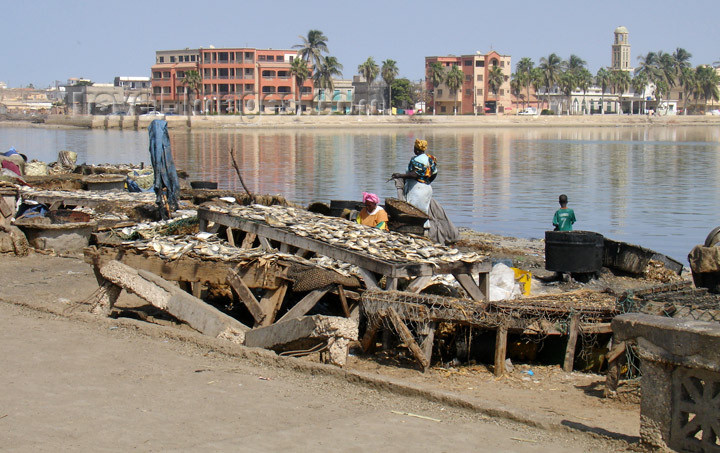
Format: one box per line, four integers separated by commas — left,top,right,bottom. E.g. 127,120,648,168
0,252,638,451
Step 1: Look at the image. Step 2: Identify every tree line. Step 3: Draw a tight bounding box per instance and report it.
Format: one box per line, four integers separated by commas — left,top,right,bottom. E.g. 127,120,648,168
512,50,720,114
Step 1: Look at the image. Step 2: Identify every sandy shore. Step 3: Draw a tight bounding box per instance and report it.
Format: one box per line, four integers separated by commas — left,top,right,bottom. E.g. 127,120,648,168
4,112,719,131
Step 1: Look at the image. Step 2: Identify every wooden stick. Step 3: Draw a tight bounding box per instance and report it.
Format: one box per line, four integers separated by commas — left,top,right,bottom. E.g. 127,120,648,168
563,314,580,372
229,147,252,197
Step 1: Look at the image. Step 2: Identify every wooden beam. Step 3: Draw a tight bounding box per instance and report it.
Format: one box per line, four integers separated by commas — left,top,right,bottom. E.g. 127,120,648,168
453,272,487,301
258,284,288,326
386,307,429,371
258,235,274,251
337,285,351,318
279,243,290,253
385,277,398,291
406,276,432,293
418,321,436,368
494,324,508,376
227,268,265,325
276,286,331,324
240,232,257,249
580,322,613,334
563,314,580,372
361,313,382,353
357,268,379,289
225,226,235,247
604,340,626,398
191,282,203,299
477,272,490,300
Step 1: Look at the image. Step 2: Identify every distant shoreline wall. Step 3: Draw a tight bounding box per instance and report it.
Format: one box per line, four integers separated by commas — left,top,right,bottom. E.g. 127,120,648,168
27,113,720,131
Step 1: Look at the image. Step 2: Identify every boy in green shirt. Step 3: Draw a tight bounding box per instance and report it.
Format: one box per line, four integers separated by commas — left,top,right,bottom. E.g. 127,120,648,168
553,194,576,231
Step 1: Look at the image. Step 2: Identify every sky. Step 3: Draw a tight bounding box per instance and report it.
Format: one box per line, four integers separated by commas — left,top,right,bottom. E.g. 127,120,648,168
4,0,720,88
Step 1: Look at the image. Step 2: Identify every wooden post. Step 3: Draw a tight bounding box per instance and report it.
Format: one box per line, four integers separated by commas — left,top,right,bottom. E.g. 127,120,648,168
494,324,508,376
563,314,580,372
227,268,265,325
418,321,436,368
361,314,382,353
386,307,429,371
258,284,289,326
240,232,257,249
276,286,330,324
604,340,626,398
225,226,235,247
337,285,351,318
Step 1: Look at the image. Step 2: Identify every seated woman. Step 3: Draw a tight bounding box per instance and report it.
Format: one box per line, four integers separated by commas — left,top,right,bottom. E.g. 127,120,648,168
356,192,388,231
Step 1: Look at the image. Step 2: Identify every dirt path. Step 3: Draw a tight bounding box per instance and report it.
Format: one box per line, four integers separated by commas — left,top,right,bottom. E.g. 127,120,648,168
0,253,635,451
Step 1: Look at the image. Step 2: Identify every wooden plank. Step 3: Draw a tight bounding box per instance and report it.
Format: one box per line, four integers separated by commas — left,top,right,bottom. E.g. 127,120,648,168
385,277,398,291
227,268,265,324
494,324,508,376
258,235,274,251
453,272,487,301
337,285,351,318
279,243,290,253
580,322,613,334
361,313,382,353
225,226,235,247
258,284,288,326
240,232,257,249
295,248,311,258
418,321,436,368
406,276,432,293
563,314,580,372
386,307,429,371
357,268,380,289
191,282,203,298
604,340,626,398
478,272,490,301
85,246,288,289
276,286,331,324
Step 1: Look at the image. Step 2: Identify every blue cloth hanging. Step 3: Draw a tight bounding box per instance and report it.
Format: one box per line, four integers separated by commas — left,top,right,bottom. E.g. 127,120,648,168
148,120,180,212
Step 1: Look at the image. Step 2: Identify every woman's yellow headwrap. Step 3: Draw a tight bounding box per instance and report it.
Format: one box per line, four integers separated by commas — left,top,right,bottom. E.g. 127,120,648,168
414,139,428,152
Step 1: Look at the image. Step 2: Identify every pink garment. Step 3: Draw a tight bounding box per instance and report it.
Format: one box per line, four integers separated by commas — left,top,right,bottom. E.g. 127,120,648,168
1,159,21,176
362,192,379,204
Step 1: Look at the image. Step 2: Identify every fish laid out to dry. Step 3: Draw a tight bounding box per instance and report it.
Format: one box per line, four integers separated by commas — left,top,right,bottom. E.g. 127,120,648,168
20,187,158,204
204,203,486,266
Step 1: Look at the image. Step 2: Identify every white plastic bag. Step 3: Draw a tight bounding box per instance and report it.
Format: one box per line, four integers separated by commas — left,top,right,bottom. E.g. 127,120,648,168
488,263,522,301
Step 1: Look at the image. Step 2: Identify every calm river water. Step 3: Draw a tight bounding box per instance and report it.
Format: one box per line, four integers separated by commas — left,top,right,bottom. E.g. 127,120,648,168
3,124,720,262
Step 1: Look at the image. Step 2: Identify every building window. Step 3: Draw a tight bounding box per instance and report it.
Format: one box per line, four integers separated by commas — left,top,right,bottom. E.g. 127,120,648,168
500,61,505,67
267,55,275,62
162,87,171,94
464,60,472,66
465,89,472,95
441,106,446,113
258,55,266,61
465,75,472,82
153,72,161,79
445,62,450,67
347,90,352,99
245,84,253,92
476,61,484,67
176,87,184,94
437,89,443,96
153,87,161,94
177,71,185,79
477,74,483,81
158,57,164,63
278,86,291,93
162,72,171,79
170,56,175,63
477,88,482,95
262,86,276,93
499,89,504,95
301,86,312,93
191,55,196,62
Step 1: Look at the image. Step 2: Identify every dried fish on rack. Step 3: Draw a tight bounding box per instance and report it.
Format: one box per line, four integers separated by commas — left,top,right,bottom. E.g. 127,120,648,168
204,203,487,266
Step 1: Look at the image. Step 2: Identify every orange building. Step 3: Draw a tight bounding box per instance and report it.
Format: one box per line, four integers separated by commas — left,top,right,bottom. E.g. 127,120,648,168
425,51,512,115
151,48,313,114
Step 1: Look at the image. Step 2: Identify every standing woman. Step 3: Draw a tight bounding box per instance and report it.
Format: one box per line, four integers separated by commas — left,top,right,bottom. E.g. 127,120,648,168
391,139,437,214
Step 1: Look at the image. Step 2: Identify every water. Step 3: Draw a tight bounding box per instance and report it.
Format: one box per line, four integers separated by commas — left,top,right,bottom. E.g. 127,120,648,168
3,124,720,262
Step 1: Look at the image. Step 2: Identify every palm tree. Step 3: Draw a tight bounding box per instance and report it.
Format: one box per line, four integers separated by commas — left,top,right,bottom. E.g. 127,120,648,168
611,70,631,114
381,59,399,114
636,51,672,114
487,64,504,115
428,61,445,115
696,65,720,110
358,57,379,114
530,67,544,111
290,57,310,115
294,29,329,69
596,68,611,114
631,72,648,114
313,56,343,109
575,68,593,114
557,72,575,115
510,73,524,112
678,66,696,115
539,53,563,112
516,57,534,110
445,64,464,115
181,70,202,115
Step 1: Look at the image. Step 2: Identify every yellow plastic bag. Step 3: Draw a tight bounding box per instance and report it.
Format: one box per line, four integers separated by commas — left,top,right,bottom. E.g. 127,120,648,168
512,268,532,296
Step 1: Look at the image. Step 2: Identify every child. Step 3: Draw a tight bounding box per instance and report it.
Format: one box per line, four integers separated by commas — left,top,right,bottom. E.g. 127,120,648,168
553,194,576,231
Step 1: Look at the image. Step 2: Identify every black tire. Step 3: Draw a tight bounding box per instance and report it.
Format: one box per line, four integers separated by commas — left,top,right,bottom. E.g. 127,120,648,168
704,226,720,247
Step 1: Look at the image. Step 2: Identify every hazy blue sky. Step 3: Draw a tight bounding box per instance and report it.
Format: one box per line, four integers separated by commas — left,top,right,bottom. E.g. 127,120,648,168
5,0,720,88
